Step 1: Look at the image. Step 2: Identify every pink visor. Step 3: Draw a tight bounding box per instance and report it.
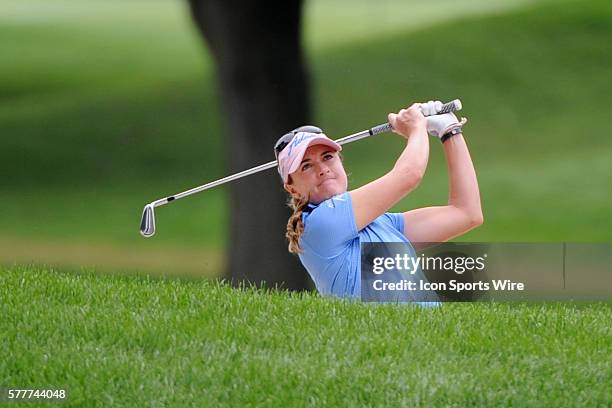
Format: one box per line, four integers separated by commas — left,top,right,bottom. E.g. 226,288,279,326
277,132,341,183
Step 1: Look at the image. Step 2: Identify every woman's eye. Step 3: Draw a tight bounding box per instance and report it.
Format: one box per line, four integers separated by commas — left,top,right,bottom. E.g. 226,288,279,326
323,154,333,160
301,163,311,171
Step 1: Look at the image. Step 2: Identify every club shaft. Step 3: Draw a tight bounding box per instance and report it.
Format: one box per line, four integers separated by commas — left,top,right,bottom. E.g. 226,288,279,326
151,160,278,207
149,99,460,208
150,125,388,208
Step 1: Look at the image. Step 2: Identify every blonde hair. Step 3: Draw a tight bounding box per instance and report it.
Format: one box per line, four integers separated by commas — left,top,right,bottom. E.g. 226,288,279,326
286,193,309,254
284,151,344,254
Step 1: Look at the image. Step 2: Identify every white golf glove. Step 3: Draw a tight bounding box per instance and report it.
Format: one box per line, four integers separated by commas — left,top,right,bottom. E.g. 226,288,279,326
419,100,443,117
419,100,467,138
426,112,462,138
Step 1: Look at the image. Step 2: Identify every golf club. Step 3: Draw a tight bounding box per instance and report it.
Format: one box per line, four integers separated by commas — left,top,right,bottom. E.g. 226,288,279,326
140,99,462,237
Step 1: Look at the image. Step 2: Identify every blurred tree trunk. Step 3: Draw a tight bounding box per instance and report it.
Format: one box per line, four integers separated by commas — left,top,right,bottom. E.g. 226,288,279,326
188,0,312,290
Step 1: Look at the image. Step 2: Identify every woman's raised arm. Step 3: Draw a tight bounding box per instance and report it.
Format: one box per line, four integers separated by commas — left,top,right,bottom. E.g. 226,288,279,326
402,132,483,248
350,104,430,231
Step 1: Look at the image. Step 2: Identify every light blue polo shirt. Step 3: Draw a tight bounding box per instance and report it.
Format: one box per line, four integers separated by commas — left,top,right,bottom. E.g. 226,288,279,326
298,192,440,306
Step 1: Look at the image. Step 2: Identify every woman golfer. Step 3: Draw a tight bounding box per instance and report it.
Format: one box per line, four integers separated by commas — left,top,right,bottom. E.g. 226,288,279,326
274,101,482,304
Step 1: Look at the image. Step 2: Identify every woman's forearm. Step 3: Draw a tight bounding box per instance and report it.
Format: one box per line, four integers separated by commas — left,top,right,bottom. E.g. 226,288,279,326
350,115,430,230
442,133,483,222
391,128,430,187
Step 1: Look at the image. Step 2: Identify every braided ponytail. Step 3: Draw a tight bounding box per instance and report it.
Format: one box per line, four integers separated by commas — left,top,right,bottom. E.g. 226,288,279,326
286,194,309,254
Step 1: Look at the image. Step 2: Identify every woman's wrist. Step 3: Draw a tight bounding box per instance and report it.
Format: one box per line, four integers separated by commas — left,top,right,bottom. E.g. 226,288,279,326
407,126,428,139
440,126,463,143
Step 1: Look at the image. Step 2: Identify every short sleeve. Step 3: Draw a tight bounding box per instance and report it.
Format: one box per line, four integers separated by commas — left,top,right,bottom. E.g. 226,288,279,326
301,192,358,257
384,212,405,234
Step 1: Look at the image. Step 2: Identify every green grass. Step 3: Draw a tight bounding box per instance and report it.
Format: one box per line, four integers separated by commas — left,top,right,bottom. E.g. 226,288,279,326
1,266,610,406
1,0,611,274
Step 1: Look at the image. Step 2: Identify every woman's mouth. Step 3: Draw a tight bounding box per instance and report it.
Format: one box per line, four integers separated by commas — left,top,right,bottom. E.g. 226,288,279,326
318,178,335,187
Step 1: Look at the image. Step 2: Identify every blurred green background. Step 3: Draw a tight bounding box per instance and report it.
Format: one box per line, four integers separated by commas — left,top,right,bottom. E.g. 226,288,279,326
1,0,611,278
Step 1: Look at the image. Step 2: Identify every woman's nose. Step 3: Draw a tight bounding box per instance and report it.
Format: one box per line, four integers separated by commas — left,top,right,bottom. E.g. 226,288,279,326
316,162,330,176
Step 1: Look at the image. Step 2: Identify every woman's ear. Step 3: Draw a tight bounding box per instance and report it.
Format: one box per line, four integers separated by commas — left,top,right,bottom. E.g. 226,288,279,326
284,183,298,196
284,178,306,201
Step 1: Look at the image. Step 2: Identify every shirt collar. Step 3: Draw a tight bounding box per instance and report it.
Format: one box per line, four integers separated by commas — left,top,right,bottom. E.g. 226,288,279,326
302,202,318,214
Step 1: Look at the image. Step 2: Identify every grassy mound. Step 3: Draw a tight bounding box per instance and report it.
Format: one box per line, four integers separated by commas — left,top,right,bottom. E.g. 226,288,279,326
1,266,609,405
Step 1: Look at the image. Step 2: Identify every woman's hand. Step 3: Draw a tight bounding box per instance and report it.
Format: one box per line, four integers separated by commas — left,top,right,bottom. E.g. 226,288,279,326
388,103,427,140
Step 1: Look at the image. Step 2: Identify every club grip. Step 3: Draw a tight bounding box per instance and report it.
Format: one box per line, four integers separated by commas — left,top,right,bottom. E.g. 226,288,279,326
370,123,393,135
379,98,462,132
435,99,462,115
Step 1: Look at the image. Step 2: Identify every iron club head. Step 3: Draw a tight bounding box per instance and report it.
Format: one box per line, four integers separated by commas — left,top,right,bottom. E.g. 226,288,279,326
140,204,156,237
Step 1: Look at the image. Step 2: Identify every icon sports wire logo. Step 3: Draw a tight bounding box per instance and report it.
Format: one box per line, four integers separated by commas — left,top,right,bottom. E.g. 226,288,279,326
361,242,612,302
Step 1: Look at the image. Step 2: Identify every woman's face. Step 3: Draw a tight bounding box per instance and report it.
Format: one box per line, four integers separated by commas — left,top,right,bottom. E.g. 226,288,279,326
284,144,348,204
